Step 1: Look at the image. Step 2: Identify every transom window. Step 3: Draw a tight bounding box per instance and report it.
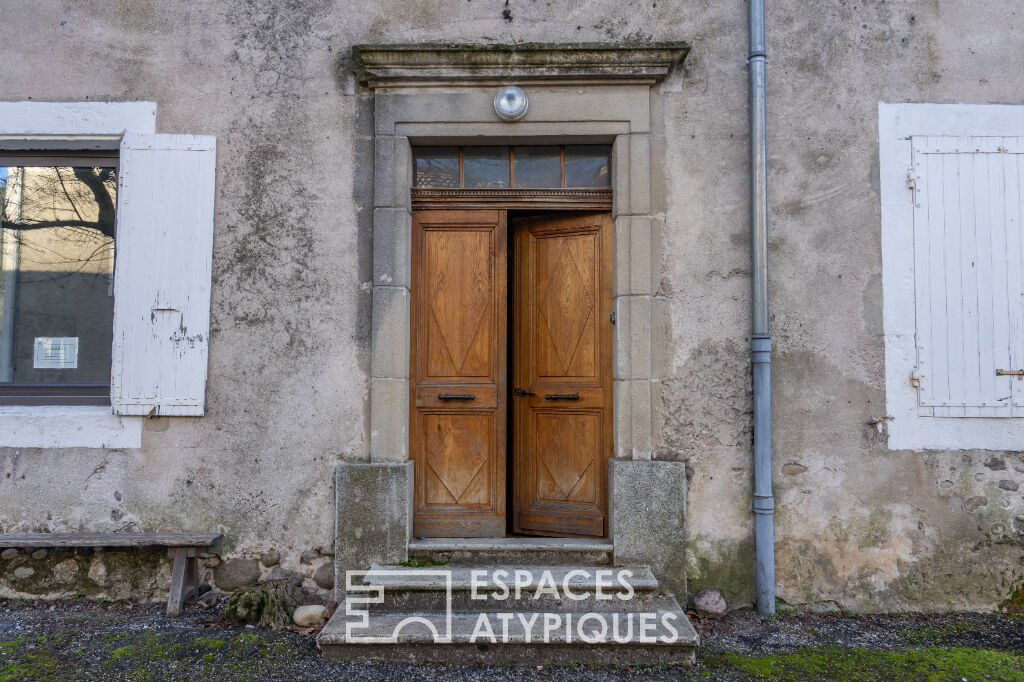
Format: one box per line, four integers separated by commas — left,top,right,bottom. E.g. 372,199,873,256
0,152,118,405
413,145,611,189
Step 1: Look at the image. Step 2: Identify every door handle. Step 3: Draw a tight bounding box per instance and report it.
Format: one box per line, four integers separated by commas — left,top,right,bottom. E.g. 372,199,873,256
438,393,475,401
545,393,580,401
513,388,536,397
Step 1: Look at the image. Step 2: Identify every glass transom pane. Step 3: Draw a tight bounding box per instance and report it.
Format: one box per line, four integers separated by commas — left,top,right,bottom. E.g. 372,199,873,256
565,145,611,188
414,146,459,188
463,146,510,189
513,146,561,188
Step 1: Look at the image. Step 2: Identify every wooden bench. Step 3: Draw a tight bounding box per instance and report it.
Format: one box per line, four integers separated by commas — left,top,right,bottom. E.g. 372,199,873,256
0,532,223,617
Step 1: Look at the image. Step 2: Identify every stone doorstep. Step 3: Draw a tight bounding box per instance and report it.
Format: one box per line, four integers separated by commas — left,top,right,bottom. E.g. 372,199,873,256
318,609,699,665
406,537,615,566
358,588,682,615
321,608,698,645
347,565,667,613
356,565,657,591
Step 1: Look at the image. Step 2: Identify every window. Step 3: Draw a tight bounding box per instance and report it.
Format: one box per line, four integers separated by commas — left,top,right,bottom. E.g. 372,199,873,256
0,102,217,448
413,145,611,189
880,103,1024,450
0,153,119,405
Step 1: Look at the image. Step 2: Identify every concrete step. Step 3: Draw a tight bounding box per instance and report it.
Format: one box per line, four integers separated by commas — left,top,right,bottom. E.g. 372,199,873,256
318,606,699,665
406,537,614,566
344,565,670,613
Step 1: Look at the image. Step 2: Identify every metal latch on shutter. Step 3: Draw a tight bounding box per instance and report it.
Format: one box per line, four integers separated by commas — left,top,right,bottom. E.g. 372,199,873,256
996,369,1024,381
907,171,920,207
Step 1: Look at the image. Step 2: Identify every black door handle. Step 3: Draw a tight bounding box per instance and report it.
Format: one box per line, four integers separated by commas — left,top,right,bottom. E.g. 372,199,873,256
545,393,580,401
438,393,475,401
513,388,536,397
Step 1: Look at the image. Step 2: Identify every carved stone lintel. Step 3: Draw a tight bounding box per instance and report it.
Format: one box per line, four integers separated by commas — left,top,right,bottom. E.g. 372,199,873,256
353,42,691,88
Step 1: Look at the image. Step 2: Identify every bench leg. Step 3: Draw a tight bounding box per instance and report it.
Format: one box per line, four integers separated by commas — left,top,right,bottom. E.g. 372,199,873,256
185,553,198,601
167,548,188,617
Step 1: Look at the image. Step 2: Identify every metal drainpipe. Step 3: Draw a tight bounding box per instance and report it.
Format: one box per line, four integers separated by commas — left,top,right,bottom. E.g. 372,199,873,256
748,0,776,616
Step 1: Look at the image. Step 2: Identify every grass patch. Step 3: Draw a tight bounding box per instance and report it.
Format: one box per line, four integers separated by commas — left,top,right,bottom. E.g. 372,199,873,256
0,637,60,682
711,646,1024,681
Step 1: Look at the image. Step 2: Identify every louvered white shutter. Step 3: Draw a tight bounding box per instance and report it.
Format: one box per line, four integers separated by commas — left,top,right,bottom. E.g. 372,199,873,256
110,133,216,416
911,136,1024,417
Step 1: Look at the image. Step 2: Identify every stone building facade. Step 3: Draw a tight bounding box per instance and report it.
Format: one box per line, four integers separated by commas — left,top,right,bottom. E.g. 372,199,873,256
0,0,1022,615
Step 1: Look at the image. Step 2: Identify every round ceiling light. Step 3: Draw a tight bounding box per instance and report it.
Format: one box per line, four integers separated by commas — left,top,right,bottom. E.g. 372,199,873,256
494,86,529,121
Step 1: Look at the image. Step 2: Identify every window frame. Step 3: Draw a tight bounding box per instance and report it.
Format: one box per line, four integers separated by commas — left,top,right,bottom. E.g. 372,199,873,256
880,102,1024,450
0,149,120,406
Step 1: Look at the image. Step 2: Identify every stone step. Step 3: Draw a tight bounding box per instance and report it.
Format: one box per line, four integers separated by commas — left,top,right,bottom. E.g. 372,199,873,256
318,607,699,665
406,537,614,566
344,565,669,613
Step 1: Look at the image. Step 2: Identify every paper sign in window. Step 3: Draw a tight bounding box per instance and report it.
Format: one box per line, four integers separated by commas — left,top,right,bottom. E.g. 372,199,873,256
33,337,79,369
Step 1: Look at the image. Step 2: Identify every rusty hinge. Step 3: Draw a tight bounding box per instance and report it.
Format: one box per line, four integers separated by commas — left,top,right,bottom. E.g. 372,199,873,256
996,369,1024,381
910,368,921,388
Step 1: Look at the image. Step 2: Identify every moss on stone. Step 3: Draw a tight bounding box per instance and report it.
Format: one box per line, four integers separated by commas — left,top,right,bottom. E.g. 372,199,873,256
685,535,756,606
222,581,301,629
1000,582,1024,615
400,556,447,567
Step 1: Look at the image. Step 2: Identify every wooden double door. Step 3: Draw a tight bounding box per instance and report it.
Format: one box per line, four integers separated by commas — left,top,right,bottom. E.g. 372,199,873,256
411,209,612,538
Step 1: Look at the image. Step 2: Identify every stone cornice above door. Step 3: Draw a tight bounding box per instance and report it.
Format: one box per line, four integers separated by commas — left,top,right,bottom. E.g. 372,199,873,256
352,42,690,88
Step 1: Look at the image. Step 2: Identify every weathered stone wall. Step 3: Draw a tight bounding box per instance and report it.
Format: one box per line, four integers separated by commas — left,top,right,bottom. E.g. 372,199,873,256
0,1,1021,610
0,545,334,601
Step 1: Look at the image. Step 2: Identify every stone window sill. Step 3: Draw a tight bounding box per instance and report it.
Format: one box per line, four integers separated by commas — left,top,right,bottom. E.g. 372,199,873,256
0,406,142,449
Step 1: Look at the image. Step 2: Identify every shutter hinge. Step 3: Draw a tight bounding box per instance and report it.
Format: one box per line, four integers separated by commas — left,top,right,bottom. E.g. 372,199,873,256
910,368,921,389
610,311,616,325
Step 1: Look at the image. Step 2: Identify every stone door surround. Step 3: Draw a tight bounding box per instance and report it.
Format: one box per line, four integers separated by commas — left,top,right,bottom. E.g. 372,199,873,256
335,44,693,601
359,42,689,465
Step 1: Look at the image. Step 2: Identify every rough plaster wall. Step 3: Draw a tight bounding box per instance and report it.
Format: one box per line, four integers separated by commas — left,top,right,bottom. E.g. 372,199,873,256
0,1,366,567
0,0,1022,610
660,0,1024,610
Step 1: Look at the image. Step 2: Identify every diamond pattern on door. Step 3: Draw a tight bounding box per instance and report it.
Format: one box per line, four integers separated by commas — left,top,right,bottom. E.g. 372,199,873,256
412,210,506,537
514,212,610,537
536,234,596,377
424,414,488,505
428,230,490,375
535,412,598,503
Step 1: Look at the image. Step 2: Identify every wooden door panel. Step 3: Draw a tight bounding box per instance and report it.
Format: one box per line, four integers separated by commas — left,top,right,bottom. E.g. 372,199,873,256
513,212,612,538
534,232,599,380
424,228,494,378
534,410,600,503
411,210,506,537
423,412,493,507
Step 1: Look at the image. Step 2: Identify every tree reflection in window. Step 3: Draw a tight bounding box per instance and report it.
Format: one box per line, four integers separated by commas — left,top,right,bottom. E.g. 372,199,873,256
0,163,117,385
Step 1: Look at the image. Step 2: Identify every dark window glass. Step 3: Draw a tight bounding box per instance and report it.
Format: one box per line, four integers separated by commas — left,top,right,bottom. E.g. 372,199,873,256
565,145,611,187
513,147,561,188
462,147,510,188
0,164,117,394
413,147,459,188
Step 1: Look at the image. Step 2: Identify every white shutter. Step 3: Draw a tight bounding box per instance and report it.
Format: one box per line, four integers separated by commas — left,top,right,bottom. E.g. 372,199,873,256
912,136,1024,417
111,133,216,416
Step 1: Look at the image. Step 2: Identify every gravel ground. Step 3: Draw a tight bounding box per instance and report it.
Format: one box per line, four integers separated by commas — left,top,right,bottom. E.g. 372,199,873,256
1,598,1022,681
